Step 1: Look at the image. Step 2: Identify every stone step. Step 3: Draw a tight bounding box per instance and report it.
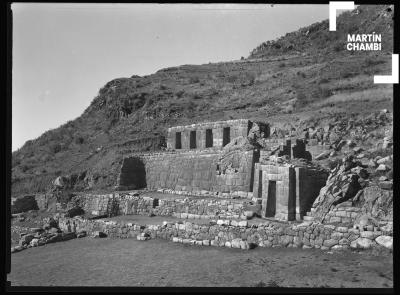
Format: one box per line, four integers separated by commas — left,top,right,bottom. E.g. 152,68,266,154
303,216,314,221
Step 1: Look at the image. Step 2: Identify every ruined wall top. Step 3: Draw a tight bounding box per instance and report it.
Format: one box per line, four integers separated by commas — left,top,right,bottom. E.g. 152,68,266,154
167,119,251,133
166,119,259,150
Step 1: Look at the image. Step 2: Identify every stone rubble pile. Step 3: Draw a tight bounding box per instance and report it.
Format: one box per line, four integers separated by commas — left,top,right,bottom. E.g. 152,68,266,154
11,216,87,254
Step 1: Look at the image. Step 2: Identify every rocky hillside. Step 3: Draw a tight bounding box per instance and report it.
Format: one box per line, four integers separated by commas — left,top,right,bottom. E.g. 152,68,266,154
249,5,393,58
11,5,393,196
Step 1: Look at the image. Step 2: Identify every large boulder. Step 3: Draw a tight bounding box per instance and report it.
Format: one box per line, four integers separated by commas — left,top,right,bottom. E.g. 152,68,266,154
222,136,257,153
52,176,74,189
311,156,362,222
77,230,87,238
19,234,35,246
353,238,375,249
375,236,393,250
11,196,39,214
30,238,39,247
358,186,393,220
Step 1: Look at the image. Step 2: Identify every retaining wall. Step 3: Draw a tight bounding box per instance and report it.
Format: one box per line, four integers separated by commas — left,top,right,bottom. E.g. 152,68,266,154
57,216,393,251
69,193,261,219
118,149,257,195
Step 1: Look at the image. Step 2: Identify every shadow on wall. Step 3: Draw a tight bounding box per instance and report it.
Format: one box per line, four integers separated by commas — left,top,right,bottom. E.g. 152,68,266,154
117,157,147,191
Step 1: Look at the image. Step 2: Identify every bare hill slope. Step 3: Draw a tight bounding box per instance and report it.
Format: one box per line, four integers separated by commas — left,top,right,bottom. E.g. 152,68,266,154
11,5,393,196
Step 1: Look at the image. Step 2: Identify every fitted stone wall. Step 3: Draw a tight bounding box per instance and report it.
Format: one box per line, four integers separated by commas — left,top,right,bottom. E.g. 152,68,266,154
118,149,257,196
252,163,328,221
310,201,362,224
72,193,115,216
253,164,296,221
166,119,268,150
57,216,393,251
69,193,259,220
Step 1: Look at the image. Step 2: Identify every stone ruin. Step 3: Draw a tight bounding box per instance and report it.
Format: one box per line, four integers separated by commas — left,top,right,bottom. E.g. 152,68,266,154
12,119,393,253
116,119,327,221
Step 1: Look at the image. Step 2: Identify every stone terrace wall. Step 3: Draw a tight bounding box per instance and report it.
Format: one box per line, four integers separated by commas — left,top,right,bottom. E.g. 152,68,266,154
118,149,257,196
57,216,393,251
70,193,260,220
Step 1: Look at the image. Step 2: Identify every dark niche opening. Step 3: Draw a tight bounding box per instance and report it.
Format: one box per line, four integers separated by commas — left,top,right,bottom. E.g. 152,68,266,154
175,132,182,149
205,129,213,148
265,180,276,217
223,127,230,146
118,157,147,190
190,130,197,149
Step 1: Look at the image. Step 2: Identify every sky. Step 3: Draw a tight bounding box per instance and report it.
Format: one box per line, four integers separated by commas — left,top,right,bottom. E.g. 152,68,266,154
12,3,330,152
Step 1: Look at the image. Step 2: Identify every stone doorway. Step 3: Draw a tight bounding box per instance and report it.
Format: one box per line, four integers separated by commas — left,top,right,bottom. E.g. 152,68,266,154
265,180,276,217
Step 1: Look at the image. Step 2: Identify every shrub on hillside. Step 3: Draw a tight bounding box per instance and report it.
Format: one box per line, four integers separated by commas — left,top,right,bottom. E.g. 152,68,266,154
364,57,386,67
297,71,306,78
74,136,84,144
341,69,356,79
296,90,307,101
20,165,30,173
189,76,200,84
227,75,239,83
314,86,333,98
245,72,256,86
333,42,344,52
319,78,330,84
49,143,62,154
176,90,185,98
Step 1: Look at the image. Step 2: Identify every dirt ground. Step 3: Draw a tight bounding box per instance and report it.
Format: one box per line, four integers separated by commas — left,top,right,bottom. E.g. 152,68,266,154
8,238,393,287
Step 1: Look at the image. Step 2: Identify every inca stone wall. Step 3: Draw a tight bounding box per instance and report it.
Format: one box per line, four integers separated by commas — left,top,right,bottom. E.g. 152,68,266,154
166,119,268,150
252,162,328,221
253,164,296,221
64,192,260,220
57,215,393,251
118,149,257,196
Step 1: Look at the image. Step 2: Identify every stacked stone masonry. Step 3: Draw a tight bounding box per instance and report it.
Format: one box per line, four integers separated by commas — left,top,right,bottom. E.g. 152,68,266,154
118,149,257,196
252,162,328,221
56,215,393,251
166,119,269,150
306,201,361,224
68,193,261,220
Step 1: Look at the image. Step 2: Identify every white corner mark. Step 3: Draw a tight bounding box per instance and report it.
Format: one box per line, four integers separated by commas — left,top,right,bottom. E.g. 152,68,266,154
374,54,399,84
329,1,355,31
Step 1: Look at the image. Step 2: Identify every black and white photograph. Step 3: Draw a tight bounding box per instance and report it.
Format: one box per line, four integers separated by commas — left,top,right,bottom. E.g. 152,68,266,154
5,2,396,290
